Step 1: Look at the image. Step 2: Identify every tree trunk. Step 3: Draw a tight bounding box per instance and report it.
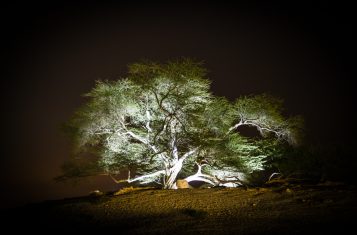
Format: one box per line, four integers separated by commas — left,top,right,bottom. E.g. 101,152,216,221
163,158,184,189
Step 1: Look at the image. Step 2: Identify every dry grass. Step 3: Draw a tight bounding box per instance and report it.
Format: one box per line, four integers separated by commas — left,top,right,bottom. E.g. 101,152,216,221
113,186,155,195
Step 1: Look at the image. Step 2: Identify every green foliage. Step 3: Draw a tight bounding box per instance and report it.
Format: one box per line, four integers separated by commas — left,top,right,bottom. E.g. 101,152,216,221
203,97,235,135
205,134,283,175
61,59,303,186
234,94,304,146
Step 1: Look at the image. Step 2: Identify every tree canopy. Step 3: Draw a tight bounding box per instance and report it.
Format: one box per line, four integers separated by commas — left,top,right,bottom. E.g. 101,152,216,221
61,59,303,189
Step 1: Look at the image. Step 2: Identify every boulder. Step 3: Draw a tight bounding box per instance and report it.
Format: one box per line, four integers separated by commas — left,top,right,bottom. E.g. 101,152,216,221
176,179,190,189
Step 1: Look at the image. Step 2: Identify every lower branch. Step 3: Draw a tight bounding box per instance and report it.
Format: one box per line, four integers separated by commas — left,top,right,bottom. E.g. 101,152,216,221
184,174,216,185
214,175,245,187
109,170,165,184
184,162,245,188
184,163,218,186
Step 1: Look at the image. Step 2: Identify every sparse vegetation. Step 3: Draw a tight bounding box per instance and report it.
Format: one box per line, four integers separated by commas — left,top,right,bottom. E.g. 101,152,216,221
113,186,154,195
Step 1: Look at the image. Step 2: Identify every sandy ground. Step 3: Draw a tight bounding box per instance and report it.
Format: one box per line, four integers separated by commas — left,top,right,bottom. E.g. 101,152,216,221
1,183,356,234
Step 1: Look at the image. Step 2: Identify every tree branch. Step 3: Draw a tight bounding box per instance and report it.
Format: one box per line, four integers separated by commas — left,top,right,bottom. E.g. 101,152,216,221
128,170,165,183
184,161,217,186
185,175,216,185
145,94,152,133
244,121,285,139
118,118,160,154
171,136,179,160
109,170,165,184
180,147,199,161
226,120,243,134
227,119,287,141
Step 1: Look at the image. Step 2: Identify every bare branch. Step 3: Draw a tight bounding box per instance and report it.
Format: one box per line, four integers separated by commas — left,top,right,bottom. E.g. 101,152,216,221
171,136,178,160
145,94,152,133
108,170,165,184
128,170,165,183
180,147,199,161
226,120,243,134
185,175,216,185
118,118,161,154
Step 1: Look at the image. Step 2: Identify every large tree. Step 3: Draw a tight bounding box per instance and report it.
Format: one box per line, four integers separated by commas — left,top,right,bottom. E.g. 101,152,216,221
61,60,303,189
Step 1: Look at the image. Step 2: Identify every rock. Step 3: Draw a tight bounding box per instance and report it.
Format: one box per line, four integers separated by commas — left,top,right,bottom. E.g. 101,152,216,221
286,188,293,193
89,190,104,197
176,179,190,189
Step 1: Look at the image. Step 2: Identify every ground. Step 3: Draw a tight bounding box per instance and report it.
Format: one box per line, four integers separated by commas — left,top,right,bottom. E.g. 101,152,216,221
2,182,356,234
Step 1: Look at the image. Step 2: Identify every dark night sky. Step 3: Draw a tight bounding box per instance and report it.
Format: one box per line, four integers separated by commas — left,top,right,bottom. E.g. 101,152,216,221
1,1,355,208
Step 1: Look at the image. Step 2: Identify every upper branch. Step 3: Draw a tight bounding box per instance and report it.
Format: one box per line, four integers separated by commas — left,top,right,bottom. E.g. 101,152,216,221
180,147,199,161
145,94,152,133
118,118,160,154
226,120,243,135
228,119,286,140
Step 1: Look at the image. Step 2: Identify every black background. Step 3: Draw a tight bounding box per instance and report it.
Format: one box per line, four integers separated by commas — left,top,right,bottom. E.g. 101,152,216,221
1,1,355,208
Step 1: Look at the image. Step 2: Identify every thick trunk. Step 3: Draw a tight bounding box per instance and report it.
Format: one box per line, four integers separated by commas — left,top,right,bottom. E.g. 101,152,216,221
163,158,184,189
160,148,198,189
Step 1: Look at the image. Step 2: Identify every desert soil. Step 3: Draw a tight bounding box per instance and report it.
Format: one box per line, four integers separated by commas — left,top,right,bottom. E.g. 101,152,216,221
2,183,356,234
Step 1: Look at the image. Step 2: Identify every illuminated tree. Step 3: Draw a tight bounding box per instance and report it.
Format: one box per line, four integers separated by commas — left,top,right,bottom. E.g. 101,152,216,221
62,60,303,189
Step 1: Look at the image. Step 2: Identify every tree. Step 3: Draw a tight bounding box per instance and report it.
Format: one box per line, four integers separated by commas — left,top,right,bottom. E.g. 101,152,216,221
61,59,303,189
